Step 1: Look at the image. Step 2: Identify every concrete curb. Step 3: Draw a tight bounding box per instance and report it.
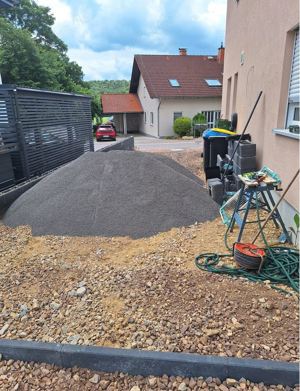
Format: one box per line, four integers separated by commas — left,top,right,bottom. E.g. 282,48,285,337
0,339,298,385
96,136,134,152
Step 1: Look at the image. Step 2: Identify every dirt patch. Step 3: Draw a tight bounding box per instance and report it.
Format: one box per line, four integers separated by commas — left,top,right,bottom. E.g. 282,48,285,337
156,149,206,183
0,150,298,363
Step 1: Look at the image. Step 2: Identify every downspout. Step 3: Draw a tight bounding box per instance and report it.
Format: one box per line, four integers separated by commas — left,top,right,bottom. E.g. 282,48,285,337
157,98,161,138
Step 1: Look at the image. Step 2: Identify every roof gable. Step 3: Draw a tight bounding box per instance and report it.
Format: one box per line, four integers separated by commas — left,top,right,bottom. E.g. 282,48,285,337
130,55,223,98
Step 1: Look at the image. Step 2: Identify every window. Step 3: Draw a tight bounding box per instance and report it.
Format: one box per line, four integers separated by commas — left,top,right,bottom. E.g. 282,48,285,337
144,112,147,124
169,79,180,87
275,28,300,139
150,112,154,125
205,79,222,86
202,111,221,128
173,112,182,123
286,29,299,129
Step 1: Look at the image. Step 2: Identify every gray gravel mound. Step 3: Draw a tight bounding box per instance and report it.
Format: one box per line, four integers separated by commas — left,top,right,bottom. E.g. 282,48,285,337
3,151,219,238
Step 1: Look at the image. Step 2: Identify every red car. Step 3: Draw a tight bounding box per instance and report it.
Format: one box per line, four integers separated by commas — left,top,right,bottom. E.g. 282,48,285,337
95,124,117,141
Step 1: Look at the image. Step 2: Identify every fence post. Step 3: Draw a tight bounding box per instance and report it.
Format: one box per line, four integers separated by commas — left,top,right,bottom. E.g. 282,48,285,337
12,89,30,180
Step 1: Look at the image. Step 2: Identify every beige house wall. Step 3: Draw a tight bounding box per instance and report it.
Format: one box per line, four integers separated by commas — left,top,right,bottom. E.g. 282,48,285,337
221,0,299,210
136,75,160,137
136,74,222,137
159,97,221,137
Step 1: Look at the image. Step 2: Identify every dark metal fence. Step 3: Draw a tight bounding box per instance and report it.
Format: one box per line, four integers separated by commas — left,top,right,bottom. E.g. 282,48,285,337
0,85,93,190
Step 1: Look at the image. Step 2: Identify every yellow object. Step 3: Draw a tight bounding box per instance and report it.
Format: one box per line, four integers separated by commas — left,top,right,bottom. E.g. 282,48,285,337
212,127,238,135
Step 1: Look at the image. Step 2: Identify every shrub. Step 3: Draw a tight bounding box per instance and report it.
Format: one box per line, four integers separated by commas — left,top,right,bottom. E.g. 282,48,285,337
173,117,192,137
192,112,206,124
192,113,207,137
216,118,231,130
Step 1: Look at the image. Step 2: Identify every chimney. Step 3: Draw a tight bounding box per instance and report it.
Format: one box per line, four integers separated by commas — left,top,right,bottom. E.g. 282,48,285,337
217,42,225,64
179,48,187,56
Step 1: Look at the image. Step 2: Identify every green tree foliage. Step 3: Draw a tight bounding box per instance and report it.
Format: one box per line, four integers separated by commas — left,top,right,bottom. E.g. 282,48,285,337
173,117,191,137
0,1,129,120
0,17,84,91
0,18,49,88
0,0,67,52
88,80,130,94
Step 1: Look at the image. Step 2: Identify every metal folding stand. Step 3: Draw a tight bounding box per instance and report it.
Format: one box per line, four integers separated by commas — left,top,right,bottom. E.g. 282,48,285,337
228,181,292,244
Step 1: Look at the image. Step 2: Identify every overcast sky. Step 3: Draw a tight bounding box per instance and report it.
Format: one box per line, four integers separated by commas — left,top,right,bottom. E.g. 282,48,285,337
36,0,227,81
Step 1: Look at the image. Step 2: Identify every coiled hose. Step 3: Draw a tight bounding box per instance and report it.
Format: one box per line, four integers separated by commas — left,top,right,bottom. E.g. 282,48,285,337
195,189,299,293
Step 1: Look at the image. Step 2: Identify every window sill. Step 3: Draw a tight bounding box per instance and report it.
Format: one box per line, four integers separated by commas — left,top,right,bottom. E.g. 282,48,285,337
273,128,300,140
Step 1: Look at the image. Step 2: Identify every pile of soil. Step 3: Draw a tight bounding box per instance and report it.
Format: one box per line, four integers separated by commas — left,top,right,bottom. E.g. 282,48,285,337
3,151,218,238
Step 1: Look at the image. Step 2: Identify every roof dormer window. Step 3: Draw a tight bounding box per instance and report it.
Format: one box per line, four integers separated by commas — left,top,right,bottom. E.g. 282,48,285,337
205,79,222,86
169,79,180,87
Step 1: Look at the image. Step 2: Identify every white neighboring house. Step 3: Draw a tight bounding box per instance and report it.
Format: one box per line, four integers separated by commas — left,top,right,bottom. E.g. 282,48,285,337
102,47,224,137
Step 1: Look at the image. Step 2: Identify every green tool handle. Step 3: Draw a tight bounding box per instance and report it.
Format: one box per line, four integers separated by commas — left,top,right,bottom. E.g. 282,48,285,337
251,168,300,244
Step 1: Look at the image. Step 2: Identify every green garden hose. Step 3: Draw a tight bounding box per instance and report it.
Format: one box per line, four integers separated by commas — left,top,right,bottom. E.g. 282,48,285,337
195,189,299,293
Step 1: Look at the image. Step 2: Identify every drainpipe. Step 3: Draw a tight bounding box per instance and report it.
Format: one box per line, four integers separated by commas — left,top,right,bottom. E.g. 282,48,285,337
157,98,161,138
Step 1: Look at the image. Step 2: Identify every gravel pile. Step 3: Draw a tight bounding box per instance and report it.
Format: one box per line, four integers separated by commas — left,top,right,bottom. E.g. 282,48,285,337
0,360,297,390
3,151,218,238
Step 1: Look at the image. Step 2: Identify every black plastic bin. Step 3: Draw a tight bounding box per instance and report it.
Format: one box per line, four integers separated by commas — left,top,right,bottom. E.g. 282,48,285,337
203,134,251,180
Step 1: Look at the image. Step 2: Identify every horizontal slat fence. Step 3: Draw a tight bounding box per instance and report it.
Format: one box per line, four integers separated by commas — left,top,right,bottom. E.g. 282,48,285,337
0,85,93,190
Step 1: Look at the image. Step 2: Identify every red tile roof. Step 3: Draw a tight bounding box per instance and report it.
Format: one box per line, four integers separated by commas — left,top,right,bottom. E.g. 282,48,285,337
102,93,143,114
130,55,223,98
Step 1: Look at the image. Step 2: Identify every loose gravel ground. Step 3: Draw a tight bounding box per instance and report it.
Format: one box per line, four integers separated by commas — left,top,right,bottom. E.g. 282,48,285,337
0,150,298,379
0,360,298,390
3,151,218,238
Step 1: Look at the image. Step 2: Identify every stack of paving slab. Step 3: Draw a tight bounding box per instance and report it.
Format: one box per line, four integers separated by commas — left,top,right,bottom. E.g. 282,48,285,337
229,140,257,190
208,140,257,204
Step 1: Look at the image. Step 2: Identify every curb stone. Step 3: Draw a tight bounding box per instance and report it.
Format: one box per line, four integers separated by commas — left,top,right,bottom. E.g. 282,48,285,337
0,339,298,386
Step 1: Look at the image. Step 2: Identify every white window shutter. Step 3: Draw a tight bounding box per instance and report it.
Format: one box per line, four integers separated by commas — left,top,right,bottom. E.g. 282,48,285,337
288,29,299,104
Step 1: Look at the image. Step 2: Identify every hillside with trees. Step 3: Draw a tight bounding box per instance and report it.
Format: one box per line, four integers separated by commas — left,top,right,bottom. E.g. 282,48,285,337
0,0,129,120
88,80,130,95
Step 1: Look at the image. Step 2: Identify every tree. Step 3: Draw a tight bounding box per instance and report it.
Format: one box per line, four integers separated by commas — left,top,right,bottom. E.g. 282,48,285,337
0,18,49,88
0,0,67,52
0,1,128,120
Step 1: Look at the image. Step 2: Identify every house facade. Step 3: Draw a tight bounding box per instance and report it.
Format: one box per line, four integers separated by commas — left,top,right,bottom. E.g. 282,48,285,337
221,0,299,226
102,48,224,137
